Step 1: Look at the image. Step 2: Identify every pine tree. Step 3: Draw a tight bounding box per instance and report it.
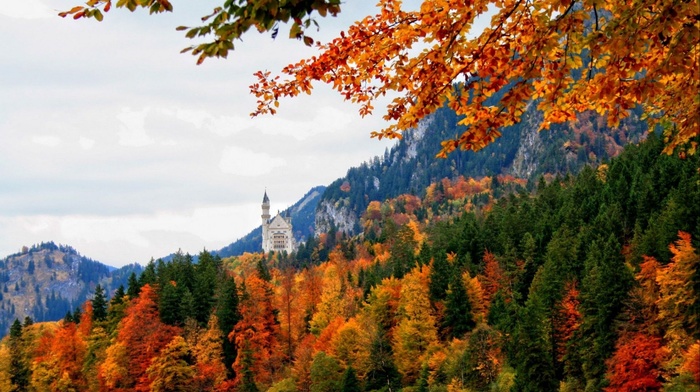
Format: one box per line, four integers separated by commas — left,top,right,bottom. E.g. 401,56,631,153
73,307,82,324
428,251,451,303
310,352,342,392
579,235,633,390
111,285,126,305
8,319,29,391
107,286,128,334
365,329,401,392
443,273,475,338
340,366,361,392
256,257,272,282
193,250,218,325
216,275,240,378
238,341,260,392
138,260,157,288
416,364,429,392
513,293,557,392
159,282,183,326
127,272,141,298
92,284,108,322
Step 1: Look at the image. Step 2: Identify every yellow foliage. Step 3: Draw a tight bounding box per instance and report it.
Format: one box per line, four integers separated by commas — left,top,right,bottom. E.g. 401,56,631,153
393,266,439,384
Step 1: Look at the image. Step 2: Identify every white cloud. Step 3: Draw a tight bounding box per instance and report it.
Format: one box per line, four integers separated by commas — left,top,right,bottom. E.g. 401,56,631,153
0,1,54,19
172,108,248,137
254,105,354,140
78,137,95,150
219,146,287,177
172,108,213,129
0,0,402,267
32,135,61,147
0,204,262,265
117,107,153,147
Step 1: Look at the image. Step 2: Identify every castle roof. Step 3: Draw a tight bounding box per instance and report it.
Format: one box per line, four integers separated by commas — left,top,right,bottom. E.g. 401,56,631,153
268,213,292,230
262,190,270,204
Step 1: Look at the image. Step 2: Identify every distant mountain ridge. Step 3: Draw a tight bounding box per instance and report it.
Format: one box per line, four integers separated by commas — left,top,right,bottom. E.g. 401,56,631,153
0,242,142,336
314,104,648,236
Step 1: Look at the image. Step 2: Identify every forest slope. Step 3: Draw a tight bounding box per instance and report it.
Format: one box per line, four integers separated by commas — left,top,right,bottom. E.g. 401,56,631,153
1,134,697,391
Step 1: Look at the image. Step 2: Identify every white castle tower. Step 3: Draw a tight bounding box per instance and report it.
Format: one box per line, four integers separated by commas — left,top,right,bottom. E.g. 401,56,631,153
261,191,295,253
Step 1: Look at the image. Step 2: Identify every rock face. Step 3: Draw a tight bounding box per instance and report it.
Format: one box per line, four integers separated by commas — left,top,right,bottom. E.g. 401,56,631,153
314,198,359,236
313,103,648,237
509,103,545,178
0,242,140,336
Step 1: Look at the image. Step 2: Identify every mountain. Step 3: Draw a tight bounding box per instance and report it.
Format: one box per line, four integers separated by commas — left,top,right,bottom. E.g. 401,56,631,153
3,134,696,392
314,104,648,236
0,242,142,336
215,185,326,258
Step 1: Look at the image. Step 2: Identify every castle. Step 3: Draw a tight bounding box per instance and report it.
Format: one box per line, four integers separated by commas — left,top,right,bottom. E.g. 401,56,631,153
261,191,295,253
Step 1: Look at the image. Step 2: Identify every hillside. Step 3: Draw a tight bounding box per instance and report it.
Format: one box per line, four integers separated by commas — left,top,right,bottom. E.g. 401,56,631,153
1,135,697,391
315,104,648,235
0,242,142,335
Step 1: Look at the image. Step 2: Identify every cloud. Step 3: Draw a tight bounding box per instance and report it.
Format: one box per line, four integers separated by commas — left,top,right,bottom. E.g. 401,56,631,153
0,0,402,267
0,1,54,19
117,107,154,147
0,203,263,266
32,135,61,147
219,146,287,177
78,137,95,150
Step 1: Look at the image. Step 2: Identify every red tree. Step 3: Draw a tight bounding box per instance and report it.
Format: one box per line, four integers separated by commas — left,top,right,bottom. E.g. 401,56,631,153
605,332,665,392
231,275,282,389
101,284,179,392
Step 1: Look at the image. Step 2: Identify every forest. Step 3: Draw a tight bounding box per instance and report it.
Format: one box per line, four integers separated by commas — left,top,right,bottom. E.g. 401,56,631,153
0,134,697,391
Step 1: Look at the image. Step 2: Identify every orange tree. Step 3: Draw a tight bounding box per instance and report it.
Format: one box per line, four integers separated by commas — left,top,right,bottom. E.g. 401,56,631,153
62,0,699,156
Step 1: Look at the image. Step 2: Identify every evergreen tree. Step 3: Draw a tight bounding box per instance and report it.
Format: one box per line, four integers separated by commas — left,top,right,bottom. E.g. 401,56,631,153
193,250,218,325
159,282,183,326
513,290,557,392
340,366,361,392
92,284,108,322
216,275,240,378
9,319,21,339
443,273,475,338
107,285,128,334
8,319,29,391
389,225,417,279
111,285,125,305
416,364,429,392
138,260,157,288
126,271,140,298
179,289,196,324
238,341,260,392
578,235,633,391
428,250,451,303
73,306,82,324
365,329,401,392
310,352,342,392
256,256,272,282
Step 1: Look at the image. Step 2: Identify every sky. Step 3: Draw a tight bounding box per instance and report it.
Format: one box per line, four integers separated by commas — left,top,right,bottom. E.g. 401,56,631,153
0,0,402,267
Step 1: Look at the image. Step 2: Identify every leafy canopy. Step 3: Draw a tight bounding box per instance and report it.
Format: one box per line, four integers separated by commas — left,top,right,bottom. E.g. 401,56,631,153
61,0,699,156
